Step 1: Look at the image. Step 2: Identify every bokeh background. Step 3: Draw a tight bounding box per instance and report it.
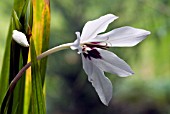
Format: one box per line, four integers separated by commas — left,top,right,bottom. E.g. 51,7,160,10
0,0,170,114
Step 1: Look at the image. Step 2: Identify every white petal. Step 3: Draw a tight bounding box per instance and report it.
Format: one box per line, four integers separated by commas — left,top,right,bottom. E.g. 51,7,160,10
92,49,134,77
89,26,151,47
81,14,118,43
70,32,82,53
82,54,93,76
82,55,112,105
12,30,29,47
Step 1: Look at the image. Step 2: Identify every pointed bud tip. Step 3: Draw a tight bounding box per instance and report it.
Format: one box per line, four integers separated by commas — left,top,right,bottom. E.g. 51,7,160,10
24,43,30,47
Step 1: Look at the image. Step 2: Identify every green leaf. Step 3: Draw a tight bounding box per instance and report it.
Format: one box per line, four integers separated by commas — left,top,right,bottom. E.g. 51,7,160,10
0,0,30,113
25,0,50,113
30,40,46,114
13,0,26,18
0,18,13,109
12,10,22,30
24,0,50,113
20,0,30,21
29,2,33,30
31,0,50,84
0,0,50,114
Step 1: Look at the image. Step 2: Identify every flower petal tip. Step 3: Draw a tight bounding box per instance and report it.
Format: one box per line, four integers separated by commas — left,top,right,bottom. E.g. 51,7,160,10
146,31,151,35
106,13,119,19
127,71,135,76
99,95,111,106
130,71,135,76
102,100,110,106
119,71,135,77
103,102,109,106
106,14,119,22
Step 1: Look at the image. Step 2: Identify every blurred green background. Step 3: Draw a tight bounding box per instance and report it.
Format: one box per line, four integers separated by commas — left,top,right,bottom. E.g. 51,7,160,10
0,0,170,114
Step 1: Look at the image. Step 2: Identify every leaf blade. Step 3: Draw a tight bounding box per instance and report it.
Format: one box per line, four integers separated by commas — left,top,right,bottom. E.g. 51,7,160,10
30,39,46,114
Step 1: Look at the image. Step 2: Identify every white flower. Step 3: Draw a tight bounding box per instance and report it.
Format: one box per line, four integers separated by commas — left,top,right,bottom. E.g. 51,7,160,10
70,14,150,105
12,30,29,47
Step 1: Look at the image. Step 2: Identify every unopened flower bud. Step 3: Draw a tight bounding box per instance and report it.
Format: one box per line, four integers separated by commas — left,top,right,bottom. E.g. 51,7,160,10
12,30,29,47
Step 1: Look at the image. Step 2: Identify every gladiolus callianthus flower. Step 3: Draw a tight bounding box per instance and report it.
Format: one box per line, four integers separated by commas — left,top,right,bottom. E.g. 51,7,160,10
71,14,150,105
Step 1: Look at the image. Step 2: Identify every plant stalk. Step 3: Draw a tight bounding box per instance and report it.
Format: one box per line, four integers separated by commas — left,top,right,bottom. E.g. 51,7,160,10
0,42,73,113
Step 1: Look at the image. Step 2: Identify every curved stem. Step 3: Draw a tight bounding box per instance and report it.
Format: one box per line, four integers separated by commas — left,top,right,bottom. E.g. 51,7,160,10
37,43,73,60
9,62,31,94
1,42,73,112
11,42,73,92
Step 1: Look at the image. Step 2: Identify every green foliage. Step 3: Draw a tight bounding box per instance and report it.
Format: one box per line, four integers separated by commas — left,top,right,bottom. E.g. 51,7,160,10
12,10,22,30
0,0,50,114
0,0,30,113
29,40,46,114
0,19,12,108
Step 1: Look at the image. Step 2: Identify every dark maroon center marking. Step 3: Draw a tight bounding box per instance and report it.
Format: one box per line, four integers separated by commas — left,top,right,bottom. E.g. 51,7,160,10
83,49,102,60
86,43,109,50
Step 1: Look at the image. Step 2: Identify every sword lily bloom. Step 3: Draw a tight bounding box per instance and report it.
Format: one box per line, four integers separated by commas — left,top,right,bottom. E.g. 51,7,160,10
70,14,150,105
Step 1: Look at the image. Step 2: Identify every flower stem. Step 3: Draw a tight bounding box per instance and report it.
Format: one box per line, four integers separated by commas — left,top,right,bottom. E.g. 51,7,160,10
1,42,73,112
13,42,73,90
37,43,73,60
